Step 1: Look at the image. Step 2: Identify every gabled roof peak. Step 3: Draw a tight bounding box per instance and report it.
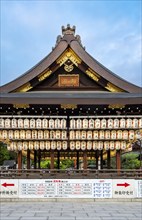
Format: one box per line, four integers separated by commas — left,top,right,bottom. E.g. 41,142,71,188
62,24,76,35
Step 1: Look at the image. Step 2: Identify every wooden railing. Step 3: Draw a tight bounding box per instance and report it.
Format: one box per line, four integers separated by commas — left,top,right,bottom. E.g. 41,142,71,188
0,168,142,179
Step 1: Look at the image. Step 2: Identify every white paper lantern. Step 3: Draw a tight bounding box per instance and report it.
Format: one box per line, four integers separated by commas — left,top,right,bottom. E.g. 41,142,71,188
17,141,23,151
129,130,135,140
32,130,38,139
81,141,86,151
101,119,107,129
42,118,48,128
55,118,60,129
87,131,93,139
93,131,99,139
98,141,103,150
95,119,100,129
70,141,75,150
87,141,92,150
107,119,114,129
20,130,26,139
83,119,88,129
24,118,30,128
110,141,115,150
11,118,17,128
63,141,67,150
115,141,121,150
93,141,98,150
57,141,62,150
132,118,138,128
126,118,132,128
139,118,142,128
62,130,67,139
29,141,34,150
51,141,56,150
89,119,94,129
30,118,36,128
0,118,4,128
34,141,39,150
5,119,11,128
120,118,126,128
49,119,54,129
23,141,28,150
70,119,76,129
111,130,117,139
50,130,55,139
0,130,2,139
39,141,44,150
2,130,8,139
117,130,123,139
36,119,42,128
14,130,19,139
76,141,81,150
18,119,23,128
70,130,75,140
81,130,86,139
44,130,49,139
113,119,119,128
8,130,13,139
56,130,61,139
99,130,105,139
123,130,128,140
105,130,111,139
120,141,127,150
76,130,81,139
76,119,82,129
104,141,109,150
26,130,31,139
38,130,43,139
45,141,50,150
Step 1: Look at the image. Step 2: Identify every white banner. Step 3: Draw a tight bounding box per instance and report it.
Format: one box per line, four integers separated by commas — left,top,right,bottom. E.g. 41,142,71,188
112,179,135,198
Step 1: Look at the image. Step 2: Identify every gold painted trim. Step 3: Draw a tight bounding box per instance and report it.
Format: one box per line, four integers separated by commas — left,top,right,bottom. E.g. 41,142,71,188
38,69,52,82
105,82,124,92
13,104,30,109
61,104,77,109
85,68,100,82
108,104,125,109
56,48,82,66
15,83,33,92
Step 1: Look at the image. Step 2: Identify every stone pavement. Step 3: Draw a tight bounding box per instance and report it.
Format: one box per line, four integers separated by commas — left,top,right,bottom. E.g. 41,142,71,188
0,201,141,220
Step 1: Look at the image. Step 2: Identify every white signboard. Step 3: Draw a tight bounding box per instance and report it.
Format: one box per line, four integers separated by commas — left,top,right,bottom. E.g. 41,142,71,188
112,179,135,198
136,180,142,198
0,179,19,198
93,179,112,198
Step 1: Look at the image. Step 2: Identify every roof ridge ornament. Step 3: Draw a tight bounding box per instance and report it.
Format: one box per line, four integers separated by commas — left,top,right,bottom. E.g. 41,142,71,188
62,24,76,35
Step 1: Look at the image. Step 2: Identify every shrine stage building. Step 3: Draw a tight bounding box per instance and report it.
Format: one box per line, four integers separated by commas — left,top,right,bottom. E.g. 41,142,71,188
0,25,142,173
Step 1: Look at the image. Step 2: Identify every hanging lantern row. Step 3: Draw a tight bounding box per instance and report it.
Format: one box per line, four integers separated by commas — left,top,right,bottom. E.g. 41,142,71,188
0,118,67,129
70,118,142,129
0,130,67,140
70,130,135,140
70,141,127,151
7,141,68,151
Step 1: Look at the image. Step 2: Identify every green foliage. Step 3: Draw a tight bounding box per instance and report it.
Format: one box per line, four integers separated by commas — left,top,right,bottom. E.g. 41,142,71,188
40,160,51,169
121,152,140,169
0,142,10,165
60,159,74,169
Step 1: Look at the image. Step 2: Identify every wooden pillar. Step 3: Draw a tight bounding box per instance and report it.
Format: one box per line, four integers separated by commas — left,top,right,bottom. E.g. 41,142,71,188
18,151,22,170
116,150,121,172
38,149,41,169
107,150,111,169
100,150,103,169
50,151,54,169
27,149,30,169
57,151,60,169
83,151,87,169
96,150,99,169
34,150,37,169
77,151,79,169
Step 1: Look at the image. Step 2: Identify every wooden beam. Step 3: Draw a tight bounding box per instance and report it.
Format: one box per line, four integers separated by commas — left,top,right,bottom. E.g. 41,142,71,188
116,150,121,173
50,151,54,169
38,149,41,169
107,150,111,169
27,149,30,169
83,151,87,169
18,151,22,170
77,151,79,169
34,150,37,169
100,150,103,169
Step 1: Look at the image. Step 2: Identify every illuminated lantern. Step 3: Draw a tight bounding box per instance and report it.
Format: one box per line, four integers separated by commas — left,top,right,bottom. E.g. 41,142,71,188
61,118,66,129
93,131,99,139
83,119,88,129
0,118,4,128
113,119,119,128
36,119,42,128
105,130,111,139
123,130,128,140
12,142,17,151
120,118,126,128
7,145,11,151
39,141,44,150
56,130,61,139
104,141,109,150
42,119,48,128
76,141,80,150
98,141,103,150
29,141,34,150
24,118,30,128
57,141,62,150
17,141,22,151
95,119,100,129
26,130,31,139
107,119,114,129
93,141,98,150
139,118,142,128
55,118,60,129
23,141,28,150
38,130,43,139
63,141,67,150
99,130,105,139
11,118,17,128
111,130,117,139
8,130,13,139
81,131,86,139
0,130,2,139
50,130,55,139
45,141,50,150
44,130,49,139
126,118,132,128
14,130,19,139
87,141,92,150
76,130,81,139
101,119,107,129
2,130,8,139
132,118,138,128
87,130,93,139
81,141,86,150
77,119,82,129
30,119,36,128
62,130,67,139
32,130,38,139
89,119,94,129
129,130,135,140
121,141,127,150
117,130,123,139
51,141,56,150
115,141,121,150
34,141,39,150
70,141,75,150
70,131,75,140
49,119,54,129
110,141,115,150
5,118,11,128
18,118,23,128
20,130,26,139
70,119,76,129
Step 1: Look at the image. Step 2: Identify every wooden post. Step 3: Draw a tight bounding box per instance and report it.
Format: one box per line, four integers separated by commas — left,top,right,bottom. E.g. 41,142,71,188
107,150,111,169
96,150,99,169
77,151,79,169
100,150,103,169
27,149,30,169
38,149,41,169
34,150,37,169
50,151,54,169
57,151,60,169
83,151,87,169
18,151,22,170
116,150,121,174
